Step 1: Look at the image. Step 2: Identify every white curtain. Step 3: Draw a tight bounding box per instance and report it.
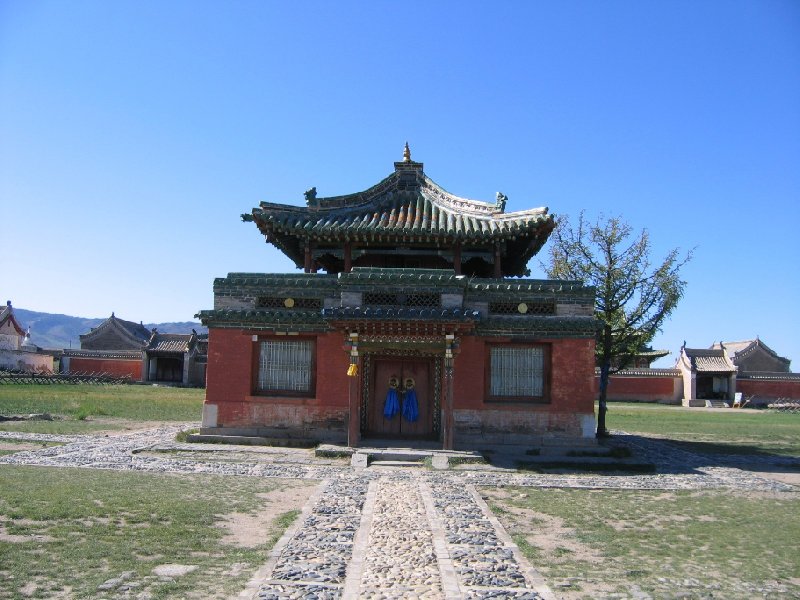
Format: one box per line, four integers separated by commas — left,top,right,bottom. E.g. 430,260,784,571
490,346,544,397
258,340,312,392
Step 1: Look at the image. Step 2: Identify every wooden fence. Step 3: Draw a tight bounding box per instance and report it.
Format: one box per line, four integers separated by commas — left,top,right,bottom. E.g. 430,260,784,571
0,370,133,385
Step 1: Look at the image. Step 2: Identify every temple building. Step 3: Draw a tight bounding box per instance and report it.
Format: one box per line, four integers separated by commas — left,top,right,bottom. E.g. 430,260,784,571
710,338,791,374
0,301,54,373
61,313,151,380
61,313,207,385
198,147,598,449
676,343,738,406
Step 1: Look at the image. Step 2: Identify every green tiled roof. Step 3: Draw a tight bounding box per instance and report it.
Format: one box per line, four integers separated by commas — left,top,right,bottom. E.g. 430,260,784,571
337,268,467,288
216,273,339,290
468,279,593,295
245,162,555,276
196,309,327,330
209,270,595,304
476,316,599,338
323,307,480,321
253,183,552,241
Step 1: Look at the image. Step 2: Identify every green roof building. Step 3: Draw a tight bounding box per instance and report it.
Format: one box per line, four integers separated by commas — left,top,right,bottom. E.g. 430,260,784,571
199,147,598,450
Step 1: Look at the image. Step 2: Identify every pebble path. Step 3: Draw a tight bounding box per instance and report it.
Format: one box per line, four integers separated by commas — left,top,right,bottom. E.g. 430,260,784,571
1,425,796,599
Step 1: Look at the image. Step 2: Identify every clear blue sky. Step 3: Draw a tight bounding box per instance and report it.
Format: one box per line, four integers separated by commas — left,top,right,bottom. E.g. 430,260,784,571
2,1,798,367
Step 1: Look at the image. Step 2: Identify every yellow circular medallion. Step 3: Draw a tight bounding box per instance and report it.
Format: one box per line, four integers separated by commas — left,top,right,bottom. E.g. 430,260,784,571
284,298,295,308
518,303,528,314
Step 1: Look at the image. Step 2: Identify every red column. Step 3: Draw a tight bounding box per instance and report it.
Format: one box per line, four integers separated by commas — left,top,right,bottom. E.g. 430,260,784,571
443,334,455,450
443,364,454,450
304,242,312,273
344,242,352,273
493,242,502,278
453,242,462,275
347,333,360,447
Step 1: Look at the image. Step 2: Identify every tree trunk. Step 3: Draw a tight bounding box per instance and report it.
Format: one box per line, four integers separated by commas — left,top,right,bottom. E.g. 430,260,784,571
597,361,610,438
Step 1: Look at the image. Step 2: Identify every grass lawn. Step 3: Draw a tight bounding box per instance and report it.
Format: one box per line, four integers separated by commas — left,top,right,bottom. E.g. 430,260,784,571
484,486,800,599
0,385,204,435
0,466,315,599
602,402,800,457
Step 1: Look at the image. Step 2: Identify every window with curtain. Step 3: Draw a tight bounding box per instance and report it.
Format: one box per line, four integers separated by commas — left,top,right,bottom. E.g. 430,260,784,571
488,344,549,402
256,339,314,395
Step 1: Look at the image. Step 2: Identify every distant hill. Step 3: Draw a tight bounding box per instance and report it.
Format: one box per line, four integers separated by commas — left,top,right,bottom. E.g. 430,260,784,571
12,308,207,350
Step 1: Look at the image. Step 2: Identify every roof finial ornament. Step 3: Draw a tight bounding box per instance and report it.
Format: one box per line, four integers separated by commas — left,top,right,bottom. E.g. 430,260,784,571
403,141,411,162
495,192,507,213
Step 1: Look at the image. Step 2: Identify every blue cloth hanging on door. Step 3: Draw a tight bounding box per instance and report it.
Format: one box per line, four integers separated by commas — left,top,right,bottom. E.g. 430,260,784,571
402,388,419,422
383,388,399,419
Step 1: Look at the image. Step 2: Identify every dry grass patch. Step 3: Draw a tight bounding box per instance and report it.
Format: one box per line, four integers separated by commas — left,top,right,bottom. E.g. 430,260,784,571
217,484,314,548
0,466,316,599
484,486,800,599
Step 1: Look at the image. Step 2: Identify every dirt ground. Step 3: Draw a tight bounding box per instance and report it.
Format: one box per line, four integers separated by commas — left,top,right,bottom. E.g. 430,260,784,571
482,487,613,599
746,468,800,487
216,482,316,548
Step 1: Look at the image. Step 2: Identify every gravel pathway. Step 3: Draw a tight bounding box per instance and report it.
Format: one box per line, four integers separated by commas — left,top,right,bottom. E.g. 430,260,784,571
1,425,796,599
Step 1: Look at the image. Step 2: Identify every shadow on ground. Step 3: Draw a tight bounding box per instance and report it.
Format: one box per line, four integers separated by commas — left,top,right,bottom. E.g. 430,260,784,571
480,434,800,478
610,433,800,476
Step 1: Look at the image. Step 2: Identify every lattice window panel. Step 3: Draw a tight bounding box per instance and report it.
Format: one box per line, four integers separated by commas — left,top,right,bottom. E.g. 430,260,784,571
256,297,322,310
490,346,545,398
405,293,440,308
488,301,555,315
363,292,440,308
257,340,313,393
363,292,398,306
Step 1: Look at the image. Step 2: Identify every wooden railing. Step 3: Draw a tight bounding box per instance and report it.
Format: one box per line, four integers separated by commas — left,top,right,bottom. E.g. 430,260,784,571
0,370,133,385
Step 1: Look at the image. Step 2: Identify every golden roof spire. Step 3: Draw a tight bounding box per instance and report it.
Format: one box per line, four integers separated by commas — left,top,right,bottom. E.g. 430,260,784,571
403,141,411,162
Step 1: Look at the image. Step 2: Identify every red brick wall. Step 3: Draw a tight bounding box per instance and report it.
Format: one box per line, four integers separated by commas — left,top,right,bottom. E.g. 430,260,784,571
205,329,350,429
205,328,253,405
205,328,597,442
550,338,596,413
595,374,681,403
454,336,595,413
737,378,800,400
450,336,597,443
315,333,350,407
68,357,142,380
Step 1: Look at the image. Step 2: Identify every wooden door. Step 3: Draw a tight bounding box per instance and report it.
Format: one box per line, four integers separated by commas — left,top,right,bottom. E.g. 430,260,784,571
366,357,434,439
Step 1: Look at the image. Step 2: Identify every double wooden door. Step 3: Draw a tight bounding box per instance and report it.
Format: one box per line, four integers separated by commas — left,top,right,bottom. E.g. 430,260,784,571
365,357,434,439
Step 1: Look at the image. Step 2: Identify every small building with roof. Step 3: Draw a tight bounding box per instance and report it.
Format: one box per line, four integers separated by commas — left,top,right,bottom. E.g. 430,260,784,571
198,147,598,449
61,313,150,380
62,314,207,385
711,339,791,374
144,330,207,385
676,343,738,406
600,338,799,407
0,301,54,372
710,338,799,405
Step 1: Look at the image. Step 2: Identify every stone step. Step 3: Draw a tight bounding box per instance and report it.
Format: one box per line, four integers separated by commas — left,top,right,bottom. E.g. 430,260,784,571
369,451,427,462
706,400,729,408
369,459,425,468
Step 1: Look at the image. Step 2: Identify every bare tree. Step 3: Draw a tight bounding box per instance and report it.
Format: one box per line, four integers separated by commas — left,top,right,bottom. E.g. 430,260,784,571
545,213,692,436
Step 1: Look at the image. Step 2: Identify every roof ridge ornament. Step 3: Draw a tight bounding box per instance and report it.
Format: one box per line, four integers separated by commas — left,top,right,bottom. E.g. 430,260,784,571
495,192,507,213
403,141,411,162
304,187,317,207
